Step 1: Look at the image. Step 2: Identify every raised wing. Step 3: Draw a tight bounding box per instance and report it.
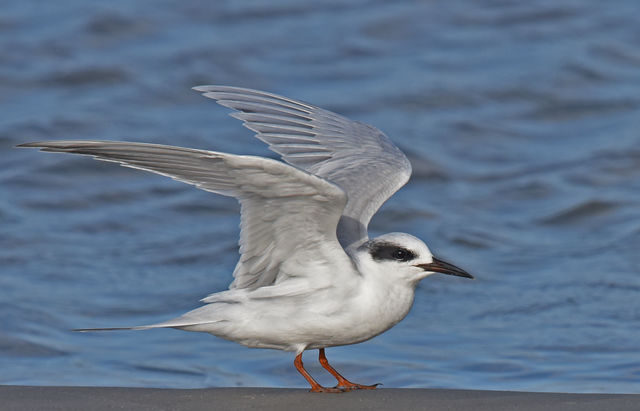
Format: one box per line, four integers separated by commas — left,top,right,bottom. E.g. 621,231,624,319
193,86,412,249
19,141,350,290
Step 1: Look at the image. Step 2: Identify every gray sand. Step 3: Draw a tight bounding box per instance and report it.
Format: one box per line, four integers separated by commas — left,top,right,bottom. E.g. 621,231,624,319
1,386,638,411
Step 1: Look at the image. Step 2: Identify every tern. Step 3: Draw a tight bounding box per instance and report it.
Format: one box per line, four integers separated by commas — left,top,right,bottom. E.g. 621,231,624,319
19,86,473,393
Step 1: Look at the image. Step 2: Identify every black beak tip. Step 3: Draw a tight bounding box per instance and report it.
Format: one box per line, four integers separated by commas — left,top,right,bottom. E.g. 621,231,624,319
449,270,474,280
416,257,474,280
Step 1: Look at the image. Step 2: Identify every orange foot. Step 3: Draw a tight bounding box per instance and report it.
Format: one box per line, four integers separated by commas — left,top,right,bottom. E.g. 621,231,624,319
318,348,381,391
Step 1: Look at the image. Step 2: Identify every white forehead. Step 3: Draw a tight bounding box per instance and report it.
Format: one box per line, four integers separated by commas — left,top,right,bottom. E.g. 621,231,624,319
372,232,432,256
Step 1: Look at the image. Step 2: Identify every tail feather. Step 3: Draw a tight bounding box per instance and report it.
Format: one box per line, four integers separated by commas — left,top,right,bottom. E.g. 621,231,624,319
73,305,224,332
73,319,223,332
73,326,154,332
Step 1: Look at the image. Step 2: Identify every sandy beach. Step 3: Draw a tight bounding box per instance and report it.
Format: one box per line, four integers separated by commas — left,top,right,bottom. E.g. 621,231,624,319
1,386,638,411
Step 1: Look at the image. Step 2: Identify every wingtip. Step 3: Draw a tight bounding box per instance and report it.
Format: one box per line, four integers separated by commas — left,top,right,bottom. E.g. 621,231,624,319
15,141,76,152
192,85,255,94
16,142,44,148
193,85,226,93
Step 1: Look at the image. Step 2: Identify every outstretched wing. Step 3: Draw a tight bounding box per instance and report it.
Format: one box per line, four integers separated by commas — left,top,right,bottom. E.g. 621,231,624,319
193,85,412,249
19,141,350,290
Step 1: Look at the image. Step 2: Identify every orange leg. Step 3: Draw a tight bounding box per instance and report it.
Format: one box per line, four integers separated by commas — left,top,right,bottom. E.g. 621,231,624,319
318,348,380,390
294,352,344,393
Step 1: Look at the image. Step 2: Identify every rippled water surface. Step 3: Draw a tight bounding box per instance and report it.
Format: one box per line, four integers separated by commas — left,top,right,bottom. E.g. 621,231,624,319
2,0,640,393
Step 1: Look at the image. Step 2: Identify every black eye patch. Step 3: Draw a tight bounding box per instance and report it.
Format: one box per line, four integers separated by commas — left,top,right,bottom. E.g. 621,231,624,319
368,242,416,262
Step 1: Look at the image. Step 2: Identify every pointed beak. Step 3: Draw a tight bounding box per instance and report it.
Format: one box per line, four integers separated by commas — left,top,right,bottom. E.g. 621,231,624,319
415,257,474,279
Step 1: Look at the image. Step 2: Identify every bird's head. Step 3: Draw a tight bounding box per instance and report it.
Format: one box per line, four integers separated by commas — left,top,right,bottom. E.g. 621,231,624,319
355,232,473,285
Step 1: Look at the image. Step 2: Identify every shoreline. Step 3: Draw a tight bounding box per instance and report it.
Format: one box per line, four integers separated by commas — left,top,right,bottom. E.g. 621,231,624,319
2,386,638,411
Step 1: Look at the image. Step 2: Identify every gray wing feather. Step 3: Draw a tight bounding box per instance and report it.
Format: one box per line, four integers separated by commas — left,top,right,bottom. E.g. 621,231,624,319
193,85,412,248
19,140,349,290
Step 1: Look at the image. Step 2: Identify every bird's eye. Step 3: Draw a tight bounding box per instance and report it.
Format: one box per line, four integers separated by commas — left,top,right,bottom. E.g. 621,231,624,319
368,242,417,262
393,248,409,261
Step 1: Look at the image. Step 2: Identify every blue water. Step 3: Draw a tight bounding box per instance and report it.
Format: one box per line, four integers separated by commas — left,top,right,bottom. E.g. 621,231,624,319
2,0,640,393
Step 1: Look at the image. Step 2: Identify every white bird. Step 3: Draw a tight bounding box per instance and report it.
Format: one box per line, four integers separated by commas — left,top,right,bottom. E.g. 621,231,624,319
19,86,473,393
